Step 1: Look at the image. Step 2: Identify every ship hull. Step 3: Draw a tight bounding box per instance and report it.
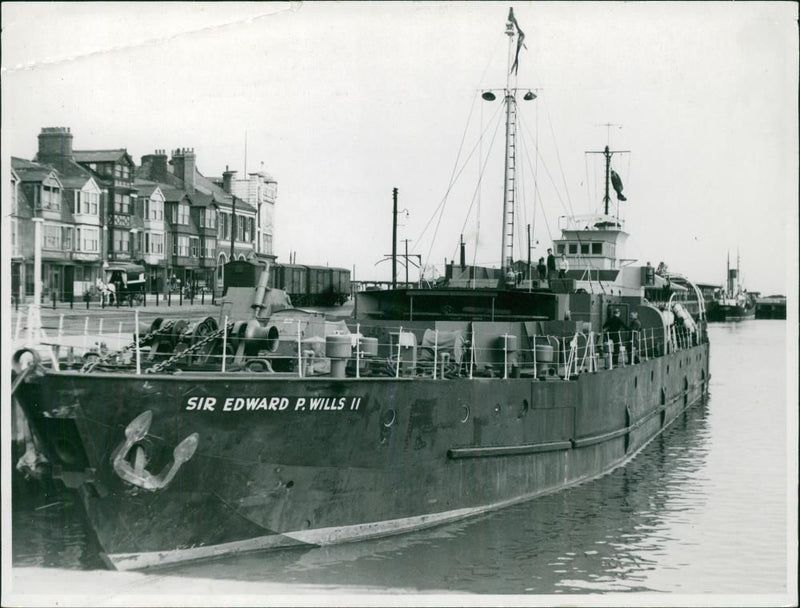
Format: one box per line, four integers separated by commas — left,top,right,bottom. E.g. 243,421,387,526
706,302,756,322
15,342,709,570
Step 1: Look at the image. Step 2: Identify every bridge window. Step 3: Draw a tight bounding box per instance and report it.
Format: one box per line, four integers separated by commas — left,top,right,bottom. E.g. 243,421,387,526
556,244,565,254
581,243,589,254
568,243,577,254
592,243,602,255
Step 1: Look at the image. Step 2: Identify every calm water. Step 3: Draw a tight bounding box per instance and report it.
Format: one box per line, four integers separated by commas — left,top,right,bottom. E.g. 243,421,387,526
11,320,793,597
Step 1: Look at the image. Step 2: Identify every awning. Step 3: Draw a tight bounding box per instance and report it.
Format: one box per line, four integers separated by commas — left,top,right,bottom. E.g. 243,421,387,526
105,262,145,274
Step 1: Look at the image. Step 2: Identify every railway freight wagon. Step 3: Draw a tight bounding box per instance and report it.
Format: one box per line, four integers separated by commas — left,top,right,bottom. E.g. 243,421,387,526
271,263,350,306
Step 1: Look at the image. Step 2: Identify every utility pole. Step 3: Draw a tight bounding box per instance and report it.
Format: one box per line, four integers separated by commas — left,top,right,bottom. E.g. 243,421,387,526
403,239,410,285
230,195,237,258
392,187,398,290
527,223,531,280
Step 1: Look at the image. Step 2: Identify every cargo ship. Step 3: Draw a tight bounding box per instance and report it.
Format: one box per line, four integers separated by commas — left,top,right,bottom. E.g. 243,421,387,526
11,9,710,571
706,251,756,321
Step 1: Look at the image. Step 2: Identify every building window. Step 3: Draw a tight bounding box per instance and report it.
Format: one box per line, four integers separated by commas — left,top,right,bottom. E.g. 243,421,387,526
11,218,17,251
190,237,199,258
592,242,602,255
176,235,190,257
114,164,130,180
568,243,577,254
147,232,164,254
62,227,73,251
203,239,216,259
42,184,61,210
172,203,190,225
114,193,131,214
77,191,99,215
113,229,130,253
147,198,164,220
218,213,230,240
43,224,61,249
82,227,99,253
203,209,216,229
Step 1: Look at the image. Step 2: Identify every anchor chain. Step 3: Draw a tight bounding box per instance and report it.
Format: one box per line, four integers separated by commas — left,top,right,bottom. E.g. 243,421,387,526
145,322,233,374
81,320,176,373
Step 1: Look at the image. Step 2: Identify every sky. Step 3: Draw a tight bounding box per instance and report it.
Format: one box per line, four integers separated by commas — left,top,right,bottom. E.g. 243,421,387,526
1,1,797,296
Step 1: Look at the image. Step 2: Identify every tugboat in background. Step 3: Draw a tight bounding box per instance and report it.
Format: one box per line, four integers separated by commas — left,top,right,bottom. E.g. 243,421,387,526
706,251,756,321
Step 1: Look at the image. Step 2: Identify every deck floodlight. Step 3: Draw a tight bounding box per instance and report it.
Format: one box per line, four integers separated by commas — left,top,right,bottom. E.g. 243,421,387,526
523,91,537,101
481,91,497,101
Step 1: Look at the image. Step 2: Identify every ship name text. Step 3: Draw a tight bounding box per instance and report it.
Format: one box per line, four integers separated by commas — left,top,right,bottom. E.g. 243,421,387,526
184,396,363,412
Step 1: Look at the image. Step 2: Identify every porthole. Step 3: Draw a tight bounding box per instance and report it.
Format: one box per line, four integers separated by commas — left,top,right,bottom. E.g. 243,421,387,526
460,405,470,423
667,364,670,374
518,399,529,418
651,370,654,382
634,376,638,388
494,404,501,416
383,409,396,428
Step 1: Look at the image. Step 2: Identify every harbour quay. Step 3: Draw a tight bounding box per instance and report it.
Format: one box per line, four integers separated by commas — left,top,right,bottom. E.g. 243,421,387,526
755,295,787,319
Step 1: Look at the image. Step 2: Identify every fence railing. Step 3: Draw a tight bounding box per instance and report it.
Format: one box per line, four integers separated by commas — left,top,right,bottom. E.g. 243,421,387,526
14,309,704,380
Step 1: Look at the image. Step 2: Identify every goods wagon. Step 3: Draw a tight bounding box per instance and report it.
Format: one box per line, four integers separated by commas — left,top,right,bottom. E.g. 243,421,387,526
272,263,350,306
224,260,350,306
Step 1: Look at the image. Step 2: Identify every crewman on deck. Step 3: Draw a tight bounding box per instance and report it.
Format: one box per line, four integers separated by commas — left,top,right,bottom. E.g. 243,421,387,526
602,308,629,364
546,249,556,278
558,254,569,278
629,311,642,362
537,257,547,280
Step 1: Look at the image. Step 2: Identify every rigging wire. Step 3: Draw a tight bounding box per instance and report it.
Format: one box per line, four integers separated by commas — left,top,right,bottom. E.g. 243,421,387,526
451,107,506,266
411,96,503,267
409,32,504,278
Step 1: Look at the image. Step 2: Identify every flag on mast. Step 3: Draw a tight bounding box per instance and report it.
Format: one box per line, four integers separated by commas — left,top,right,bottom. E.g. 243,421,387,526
508,7,527,75
611,169,627,201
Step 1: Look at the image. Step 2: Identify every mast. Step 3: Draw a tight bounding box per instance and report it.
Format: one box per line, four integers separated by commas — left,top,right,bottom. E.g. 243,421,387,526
587,142,629,220
726,250,731,296
500,15,517,275
603,146,611,216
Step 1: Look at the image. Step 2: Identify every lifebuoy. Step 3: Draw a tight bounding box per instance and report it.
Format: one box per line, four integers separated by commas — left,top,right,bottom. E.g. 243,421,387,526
12,348,40,374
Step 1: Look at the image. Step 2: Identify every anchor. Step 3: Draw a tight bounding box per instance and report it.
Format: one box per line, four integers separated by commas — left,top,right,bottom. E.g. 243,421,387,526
111,410,199,491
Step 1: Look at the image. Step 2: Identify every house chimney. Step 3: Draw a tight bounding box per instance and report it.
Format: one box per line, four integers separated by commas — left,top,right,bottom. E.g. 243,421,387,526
36,127,73,169
222,165,237,194
170,147,196,193
140,149,168,182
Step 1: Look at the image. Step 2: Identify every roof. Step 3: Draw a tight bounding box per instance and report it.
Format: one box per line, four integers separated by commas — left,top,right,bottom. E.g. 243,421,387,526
188,191,216,207
11,157,60,183
132,179,161,197
73,149,132,164
160,186,191,203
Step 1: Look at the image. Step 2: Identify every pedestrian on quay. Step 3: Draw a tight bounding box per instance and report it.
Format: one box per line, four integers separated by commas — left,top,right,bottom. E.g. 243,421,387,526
546,249,556,278
558,254,569,278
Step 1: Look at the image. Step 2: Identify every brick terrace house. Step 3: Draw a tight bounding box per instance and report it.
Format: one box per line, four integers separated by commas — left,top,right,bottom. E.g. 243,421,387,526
132,179,168,293
138,147,258,294
9,166,35,300
11,157,70,301
73,147,138,263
